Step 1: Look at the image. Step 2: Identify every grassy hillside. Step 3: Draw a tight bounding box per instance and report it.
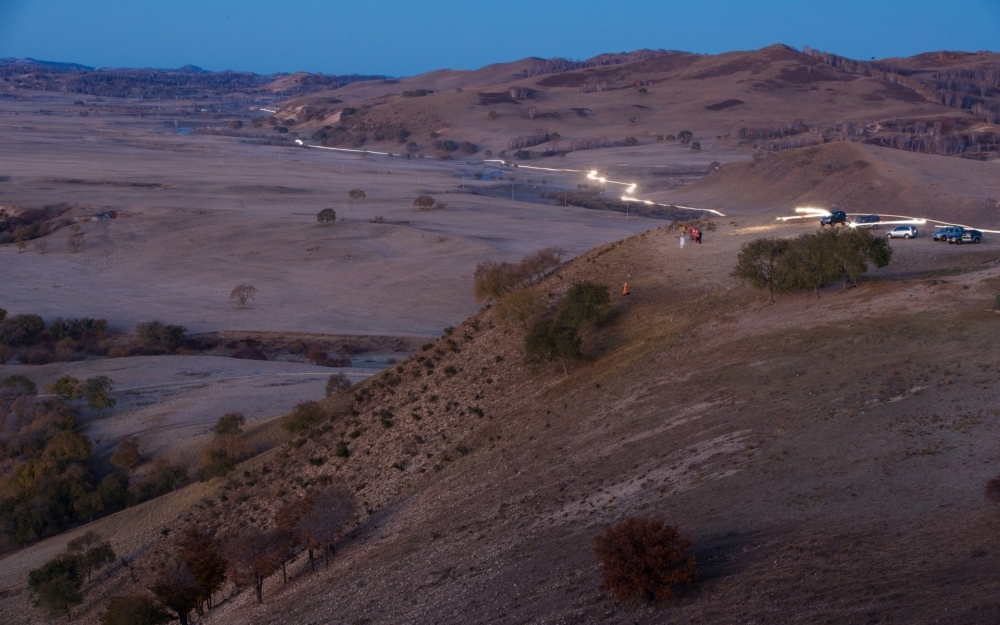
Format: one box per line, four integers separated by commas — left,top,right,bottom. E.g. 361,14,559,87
275,45,961,159
7,216,1000,624
670,141,1000,224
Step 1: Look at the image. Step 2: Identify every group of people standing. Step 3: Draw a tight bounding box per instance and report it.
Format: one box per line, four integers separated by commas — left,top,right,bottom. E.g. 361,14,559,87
679,225,702,248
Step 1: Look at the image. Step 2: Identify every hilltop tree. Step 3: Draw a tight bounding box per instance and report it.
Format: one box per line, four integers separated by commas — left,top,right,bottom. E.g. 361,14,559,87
230,284,257,308
832,227,893,288
316,208,336,224
731,237,791,303
595,517,697,602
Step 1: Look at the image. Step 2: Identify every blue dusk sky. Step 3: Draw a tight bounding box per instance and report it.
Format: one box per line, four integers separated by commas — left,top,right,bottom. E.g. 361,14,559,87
0,0,997,76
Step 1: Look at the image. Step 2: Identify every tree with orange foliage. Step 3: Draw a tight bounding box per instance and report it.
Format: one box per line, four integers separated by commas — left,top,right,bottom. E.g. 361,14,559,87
594,517,697,602
222,529,284,604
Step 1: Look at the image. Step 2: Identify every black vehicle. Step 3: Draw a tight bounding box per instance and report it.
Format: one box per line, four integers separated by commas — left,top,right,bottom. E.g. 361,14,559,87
853,214,881,229
933,226,964,241
957,229,983,244
820,210,847,226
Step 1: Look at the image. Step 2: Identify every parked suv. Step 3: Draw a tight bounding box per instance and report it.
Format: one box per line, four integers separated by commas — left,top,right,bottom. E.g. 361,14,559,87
933,226,964,241
820,210,847,226
853,214,881,229
958,229,983,244
886,225,917,239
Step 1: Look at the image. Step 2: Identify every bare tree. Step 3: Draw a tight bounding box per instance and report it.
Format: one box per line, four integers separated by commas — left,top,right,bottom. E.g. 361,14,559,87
222,529,284,604
175,526,227,611
67,531,115,582
298,488,356,569
34,239,47,254
149,565,200,625
525,106,538,120
230,284,257,308
68,232,85,253
275,488,356,572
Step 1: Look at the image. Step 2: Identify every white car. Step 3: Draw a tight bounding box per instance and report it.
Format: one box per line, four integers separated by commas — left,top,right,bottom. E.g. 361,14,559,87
886,225,918,239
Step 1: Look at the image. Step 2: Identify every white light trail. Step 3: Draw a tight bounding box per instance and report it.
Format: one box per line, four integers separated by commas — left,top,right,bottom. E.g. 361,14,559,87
260,107,277,113
777,209,999,234
296,141,389,157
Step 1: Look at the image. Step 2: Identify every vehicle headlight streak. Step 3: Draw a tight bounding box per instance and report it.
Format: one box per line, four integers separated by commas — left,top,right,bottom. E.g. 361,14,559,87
777,208,1000,234
281,145,1000,233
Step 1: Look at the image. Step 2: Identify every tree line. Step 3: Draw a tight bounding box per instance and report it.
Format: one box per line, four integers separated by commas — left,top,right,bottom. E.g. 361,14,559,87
27,486,357,623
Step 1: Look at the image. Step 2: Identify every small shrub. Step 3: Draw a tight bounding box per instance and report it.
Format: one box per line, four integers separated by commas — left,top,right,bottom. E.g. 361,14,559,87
557,281,611,328
283,401,325,433
624,136,638,146
325,373,352,396
1,374,37,396
986,475,1000,502
334,442,350,458
594,517,697,602
307,456,325,466
443,365,458,376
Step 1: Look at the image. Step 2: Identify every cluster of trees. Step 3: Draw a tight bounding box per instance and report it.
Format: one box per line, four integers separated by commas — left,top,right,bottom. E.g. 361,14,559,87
432,139,478,154
0,392,98,547
516,49,672,79
0,381,188,548
0,204,72,245
509,130,553,150
594,517,697,602
28,532,116,619
0,59,383,99
740,115,999,157
93,487,356,624
803,47,1000,123
0,309,110,364
45,374,116,410
732,228,893,302
473,247,564,305
199,413,250,480
525,281,611,375
738,121,811,141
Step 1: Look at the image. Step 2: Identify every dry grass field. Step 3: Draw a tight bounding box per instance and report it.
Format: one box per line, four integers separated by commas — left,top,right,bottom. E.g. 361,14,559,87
1,44,999,624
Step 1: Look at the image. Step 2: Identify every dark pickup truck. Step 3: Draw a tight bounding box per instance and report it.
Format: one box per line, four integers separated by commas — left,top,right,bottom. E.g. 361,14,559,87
820,210,847,226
